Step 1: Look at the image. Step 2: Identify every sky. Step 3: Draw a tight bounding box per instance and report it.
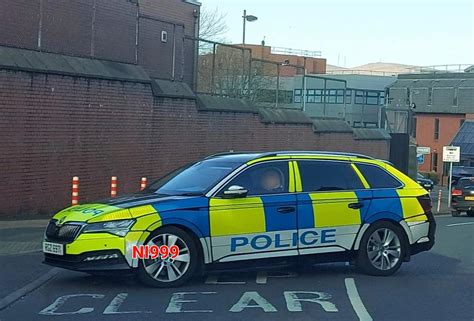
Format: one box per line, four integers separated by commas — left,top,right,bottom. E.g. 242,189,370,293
201,0,474,68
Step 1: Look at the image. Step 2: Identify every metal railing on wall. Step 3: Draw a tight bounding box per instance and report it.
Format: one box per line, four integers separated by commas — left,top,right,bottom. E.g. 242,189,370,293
406,64,473,74
186,37,307,107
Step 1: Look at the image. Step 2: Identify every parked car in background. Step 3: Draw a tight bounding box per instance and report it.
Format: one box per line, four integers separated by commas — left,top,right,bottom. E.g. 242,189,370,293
451,177,474,217
417,173,434,191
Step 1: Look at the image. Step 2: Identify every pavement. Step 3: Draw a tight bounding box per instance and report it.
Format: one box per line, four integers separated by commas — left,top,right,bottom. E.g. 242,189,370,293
0,214,473,321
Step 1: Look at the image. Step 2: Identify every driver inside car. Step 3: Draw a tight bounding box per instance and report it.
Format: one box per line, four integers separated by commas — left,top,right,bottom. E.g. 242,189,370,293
259,168,284,194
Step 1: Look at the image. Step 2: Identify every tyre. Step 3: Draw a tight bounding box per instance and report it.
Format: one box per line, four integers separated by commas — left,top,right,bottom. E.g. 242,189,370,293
356,221,407,276
467,211,474,217
136,226,200,287
452,211,460,217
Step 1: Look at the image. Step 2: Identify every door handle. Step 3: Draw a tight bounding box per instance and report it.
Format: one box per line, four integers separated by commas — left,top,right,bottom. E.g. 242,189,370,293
348,202,364,209
277,206,296,214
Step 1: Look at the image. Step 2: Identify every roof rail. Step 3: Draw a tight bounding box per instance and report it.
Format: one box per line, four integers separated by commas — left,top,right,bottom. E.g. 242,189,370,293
263,151,374,159
204,151,265,159
205,150,374,160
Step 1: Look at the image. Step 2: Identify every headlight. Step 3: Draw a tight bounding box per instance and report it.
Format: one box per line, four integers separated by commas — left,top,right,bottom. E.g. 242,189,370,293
83,219,135,237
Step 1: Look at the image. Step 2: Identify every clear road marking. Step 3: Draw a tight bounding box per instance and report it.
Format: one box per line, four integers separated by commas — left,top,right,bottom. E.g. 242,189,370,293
230,292,277,313
344,278,373,321
446,222,474,227
104,293,151,314
166,292,216,313
284,291,338,312
39,294,105,315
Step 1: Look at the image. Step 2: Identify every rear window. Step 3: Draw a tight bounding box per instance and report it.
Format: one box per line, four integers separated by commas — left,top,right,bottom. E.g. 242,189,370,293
356,163,402,189
297,160,364,192
457,178,474,189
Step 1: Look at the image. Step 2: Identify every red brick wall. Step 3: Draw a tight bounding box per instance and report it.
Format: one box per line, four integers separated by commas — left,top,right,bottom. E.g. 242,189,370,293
415,113,465,179
0,0,40,49
0,0,197,82
138,0,198,36
41,0,94,57
0,70,388,218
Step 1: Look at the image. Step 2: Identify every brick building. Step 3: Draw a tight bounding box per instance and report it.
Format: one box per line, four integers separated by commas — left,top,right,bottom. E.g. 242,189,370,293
0,0,390,217
386,72,474,180
241,44,327,76
0,0,201,85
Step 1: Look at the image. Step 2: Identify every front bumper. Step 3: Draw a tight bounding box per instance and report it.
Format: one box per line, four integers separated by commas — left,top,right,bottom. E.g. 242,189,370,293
43,229,147,272
44,250,130,272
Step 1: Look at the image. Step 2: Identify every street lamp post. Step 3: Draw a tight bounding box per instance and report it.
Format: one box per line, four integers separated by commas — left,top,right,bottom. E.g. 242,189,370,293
242,10,258,97
242,10,258,45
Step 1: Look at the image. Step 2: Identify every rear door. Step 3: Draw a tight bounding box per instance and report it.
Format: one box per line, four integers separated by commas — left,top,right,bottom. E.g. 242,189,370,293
209,160,298,262
293,159,371,255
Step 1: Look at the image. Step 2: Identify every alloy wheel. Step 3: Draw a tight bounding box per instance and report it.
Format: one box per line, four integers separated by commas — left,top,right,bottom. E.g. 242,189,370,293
366,228,402,271
142,233,191,282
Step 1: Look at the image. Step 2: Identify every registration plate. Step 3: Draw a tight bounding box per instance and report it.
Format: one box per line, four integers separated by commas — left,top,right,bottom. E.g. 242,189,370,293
43,241,64,255
465,196,474,201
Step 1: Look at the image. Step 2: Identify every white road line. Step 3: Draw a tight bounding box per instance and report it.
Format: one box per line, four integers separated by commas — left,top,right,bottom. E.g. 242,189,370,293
344,278,373,321
446,222,474,227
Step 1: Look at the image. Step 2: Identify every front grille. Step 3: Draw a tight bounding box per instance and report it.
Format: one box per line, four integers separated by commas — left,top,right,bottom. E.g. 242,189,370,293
45,220,82,243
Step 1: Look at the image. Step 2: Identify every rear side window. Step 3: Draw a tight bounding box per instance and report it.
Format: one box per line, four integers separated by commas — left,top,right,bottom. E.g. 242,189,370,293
297,160,364,192
356,163,402,189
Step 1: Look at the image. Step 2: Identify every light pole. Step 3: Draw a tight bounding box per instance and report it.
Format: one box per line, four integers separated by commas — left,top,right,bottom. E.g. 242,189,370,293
242,10,258,45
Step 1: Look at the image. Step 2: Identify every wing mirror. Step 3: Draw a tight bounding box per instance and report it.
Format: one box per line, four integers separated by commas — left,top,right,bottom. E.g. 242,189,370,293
223,185,248,199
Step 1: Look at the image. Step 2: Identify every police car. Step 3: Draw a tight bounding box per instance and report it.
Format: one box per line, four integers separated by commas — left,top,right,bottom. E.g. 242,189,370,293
43,151,436,287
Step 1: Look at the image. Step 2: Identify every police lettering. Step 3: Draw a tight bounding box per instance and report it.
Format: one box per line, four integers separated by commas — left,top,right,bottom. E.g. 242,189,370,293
230,229,337,252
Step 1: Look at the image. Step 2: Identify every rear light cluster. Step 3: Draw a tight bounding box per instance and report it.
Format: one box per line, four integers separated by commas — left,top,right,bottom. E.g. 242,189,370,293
417,194,432,213
452,189,462,196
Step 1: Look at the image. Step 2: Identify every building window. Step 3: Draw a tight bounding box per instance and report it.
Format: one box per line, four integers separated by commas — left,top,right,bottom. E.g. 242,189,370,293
432,152,438,172
460,119,465,128
326,90,337,103
355,90,366,104
346,89,352,104
315,90,323,103
434,118,440,139
294,89,302,103
406,88,411,105
307,89,316,103
336,90,344,104
367,91,379,105
453,88,458,106
413,117,417,138
379,92,385,105
428,87,433,105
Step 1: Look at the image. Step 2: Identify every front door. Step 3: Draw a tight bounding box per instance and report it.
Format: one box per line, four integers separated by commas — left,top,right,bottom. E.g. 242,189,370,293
293,159,371,255
209,160,298,262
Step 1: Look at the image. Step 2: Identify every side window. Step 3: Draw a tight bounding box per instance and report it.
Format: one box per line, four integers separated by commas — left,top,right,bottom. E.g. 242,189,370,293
221,161,289,196
356,163,402,189
297,160,364,192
